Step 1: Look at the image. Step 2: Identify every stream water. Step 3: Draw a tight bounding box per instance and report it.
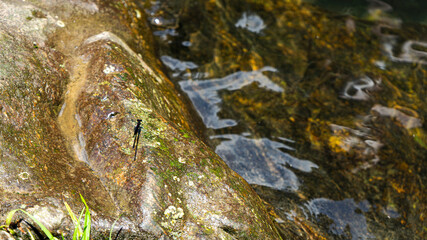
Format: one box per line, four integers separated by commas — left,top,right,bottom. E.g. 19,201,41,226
139,0,426,239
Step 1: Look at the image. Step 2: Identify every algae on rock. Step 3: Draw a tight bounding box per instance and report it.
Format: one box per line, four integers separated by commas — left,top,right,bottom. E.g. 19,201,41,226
0,0,282,239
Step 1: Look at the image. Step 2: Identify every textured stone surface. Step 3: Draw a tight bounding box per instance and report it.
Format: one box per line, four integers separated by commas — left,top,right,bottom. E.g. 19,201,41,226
0,0,281,239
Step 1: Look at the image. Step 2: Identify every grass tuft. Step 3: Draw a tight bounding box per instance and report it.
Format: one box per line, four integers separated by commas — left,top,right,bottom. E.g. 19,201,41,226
1,195,120,240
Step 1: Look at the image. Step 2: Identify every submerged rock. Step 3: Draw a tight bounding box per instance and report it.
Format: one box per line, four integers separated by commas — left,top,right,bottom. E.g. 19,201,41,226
0,0,282,239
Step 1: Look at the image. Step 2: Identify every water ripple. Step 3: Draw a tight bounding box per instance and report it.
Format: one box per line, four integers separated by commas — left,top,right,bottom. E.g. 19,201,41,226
235,12,266,33
212,134,318,190
179,67,282,129
305,198,374,240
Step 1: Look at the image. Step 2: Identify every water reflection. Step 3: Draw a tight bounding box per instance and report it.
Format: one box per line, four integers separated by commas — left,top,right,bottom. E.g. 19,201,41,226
147,0,427,238
160,55,320,191
383,39,427,65
368,0,392,13
341,76,379,101
370,4,427,65
329,123,383,173
153,28,178,40
179,66,282,129
309,0,427,24
160,55,198,72
235,12,266,33
212,134,318,190
305,198,373,240
172,61,317,191
371,104,422,129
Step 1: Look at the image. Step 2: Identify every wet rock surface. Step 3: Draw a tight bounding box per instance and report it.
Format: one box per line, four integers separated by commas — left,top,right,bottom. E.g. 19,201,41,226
0,0,282,239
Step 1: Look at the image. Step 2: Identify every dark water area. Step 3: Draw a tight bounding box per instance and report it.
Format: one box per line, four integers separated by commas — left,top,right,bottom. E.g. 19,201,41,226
138,0,426,239
306,0,427,24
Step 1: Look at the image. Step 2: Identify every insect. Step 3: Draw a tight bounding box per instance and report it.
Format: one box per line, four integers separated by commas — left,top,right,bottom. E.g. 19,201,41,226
132,119,142,160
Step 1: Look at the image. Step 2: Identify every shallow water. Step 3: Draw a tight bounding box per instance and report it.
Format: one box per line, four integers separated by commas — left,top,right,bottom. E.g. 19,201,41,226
306,0,427,24
140,0,426,238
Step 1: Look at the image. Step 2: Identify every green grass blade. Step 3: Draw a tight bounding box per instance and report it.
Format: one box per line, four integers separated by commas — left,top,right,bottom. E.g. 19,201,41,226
5,209,56,240
82,212,91,240
27,228,36,240
73,208,85,240
109,215,121,240
79,194,89,210
5,209,19,226
64,201,83,236
80,195,91,240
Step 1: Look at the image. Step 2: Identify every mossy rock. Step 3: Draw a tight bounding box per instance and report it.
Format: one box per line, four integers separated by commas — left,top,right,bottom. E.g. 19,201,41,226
0,0,282,239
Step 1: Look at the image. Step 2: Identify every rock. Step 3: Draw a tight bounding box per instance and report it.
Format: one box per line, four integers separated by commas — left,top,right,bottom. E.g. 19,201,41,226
0,0,281,239
0,231,14,240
